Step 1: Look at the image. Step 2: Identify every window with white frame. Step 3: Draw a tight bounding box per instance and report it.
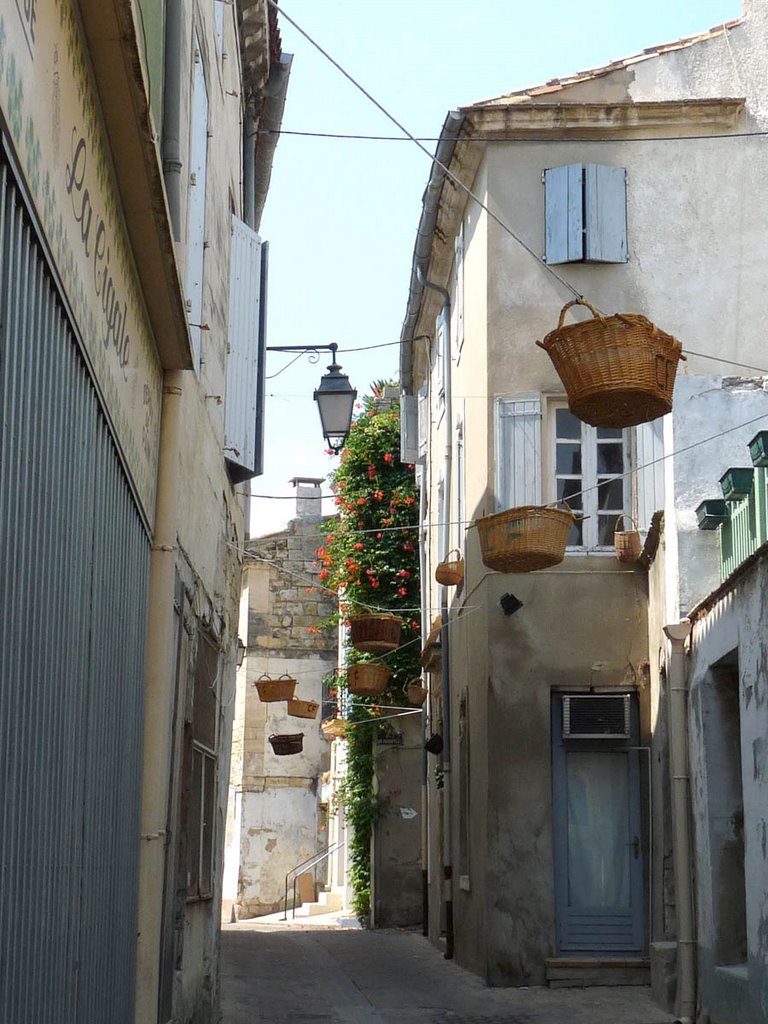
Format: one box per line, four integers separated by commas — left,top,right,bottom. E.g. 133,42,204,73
495,394,635,552
552,405,628,549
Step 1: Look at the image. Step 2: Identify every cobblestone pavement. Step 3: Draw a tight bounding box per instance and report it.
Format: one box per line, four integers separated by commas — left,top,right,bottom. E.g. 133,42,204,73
220,922,676,1024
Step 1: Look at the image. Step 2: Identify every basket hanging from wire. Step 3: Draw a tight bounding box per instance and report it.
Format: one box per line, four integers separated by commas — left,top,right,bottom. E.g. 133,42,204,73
407,681,428,706
613,514,642,563
536,298,685,428
287,698,320,720
255,674,297,702
347,662,390,696
268,733,303,756
475,504,575,573
348,613,403,654
321,717,348,740
435,549,464,586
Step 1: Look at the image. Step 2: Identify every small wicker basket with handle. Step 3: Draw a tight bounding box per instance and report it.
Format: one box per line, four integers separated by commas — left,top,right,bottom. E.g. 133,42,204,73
613,514,642,563
435,549,464,586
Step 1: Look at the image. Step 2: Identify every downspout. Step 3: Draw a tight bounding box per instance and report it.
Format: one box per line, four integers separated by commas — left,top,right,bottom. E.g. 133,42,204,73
418,266,454,959
161,0,183,241
418,466,429,936
134,372,185,1024
662,619,696,1024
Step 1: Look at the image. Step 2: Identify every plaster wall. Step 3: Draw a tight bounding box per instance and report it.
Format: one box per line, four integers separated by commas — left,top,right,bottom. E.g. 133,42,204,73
372,714,424,928
688,558,768,1024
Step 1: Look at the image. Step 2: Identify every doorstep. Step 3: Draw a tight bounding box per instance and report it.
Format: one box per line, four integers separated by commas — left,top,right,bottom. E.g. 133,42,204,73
546,957,651,988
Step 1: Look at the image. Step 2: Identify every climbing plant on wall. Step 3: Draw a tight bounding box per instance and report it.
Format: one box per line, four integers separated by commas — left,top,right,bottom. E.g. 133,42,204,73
317,385,421,918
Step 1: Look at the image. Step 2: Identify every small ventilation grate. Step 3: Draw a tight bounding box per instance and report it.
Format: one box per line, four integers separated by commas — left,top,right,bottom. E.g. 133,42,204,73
562,694,630,739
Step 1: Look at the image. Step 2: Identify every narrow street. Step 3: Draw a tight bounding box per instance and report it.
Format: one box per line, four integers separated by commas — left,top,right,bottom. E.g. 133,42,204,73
220,921,676,1024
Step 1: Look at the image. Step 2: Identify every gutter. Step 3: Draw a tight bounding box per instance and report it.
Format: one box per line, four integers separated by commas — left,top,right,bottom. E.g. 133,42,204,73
399,110,465,393
248,54,293,231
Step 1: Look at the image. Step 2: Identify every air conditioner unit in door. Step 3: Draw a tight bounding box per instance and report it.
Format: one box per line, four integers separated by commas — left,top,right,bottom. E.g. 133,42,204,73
562,693,631,739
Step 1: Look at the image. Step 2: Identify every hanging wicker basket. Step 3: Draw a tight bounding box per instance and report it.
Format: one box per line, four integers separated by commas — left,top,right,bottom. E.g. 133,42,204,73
407,681,428,706
475,504,575,573
287,698,320,720
255,674,297,702
536,298,685,428
613,514,642,563
321,717,348,740
435,549,464,586
347,662,390,696
268,733,304,756
348,613,403,654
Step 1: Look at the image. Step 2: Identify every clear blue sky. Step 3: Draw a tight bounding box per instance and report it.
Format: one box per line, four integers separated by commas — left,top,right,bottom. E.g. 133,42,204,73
252,0,742,536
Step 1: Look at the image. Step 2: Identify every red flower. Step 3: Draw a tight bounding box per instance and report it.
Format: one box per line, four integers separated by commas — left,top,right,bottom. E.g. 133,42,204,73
376,532,383,539
305,587,313,594
357,497,366,506
373,490,384,501
370,579,380,588
308,625,320,634
353,542,364,550
318,569,330,581
405,496,415,505
397,587,407,596
398,570,410,578
367,465,376,479
383,452,394,464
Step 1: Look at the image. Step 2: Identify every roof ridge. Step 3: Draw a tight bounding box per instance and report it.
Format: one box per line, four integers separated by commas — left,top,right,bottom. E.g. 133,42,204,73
468,16,744,108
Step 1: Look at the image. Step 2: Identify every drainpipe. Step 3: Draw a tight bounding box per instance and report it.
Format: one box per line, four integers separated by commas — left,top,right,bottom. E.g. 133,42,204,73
662,619,696,1024
418,467,429,936
134,372,184,1024
418,266,454,959
161,0,183,241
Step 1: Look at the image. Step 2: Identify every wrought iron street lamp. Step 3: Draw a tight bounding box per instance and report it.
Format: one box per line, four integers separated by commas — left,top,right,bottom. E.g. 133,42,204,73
266,342,357,452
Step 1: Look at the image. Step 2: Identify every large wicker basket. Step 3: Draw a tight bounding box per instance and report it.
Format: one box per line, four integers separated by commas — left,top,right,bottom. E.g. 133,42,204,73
476,505,575,573
255,674,297,702
347,662,390,696
287,698,320,720
349,614,403,654
268,733,303,756
536,299,685,428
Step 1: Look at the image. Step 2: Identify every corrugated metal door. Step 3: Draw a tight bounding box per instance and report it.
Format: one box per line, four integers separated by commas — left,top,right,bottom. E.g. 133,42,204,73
0,151,149,1021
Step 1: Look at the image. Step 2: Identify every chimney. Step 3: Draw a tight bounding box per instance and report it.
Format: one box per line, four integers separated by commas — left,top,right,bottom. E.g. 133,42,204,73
291,476,324,521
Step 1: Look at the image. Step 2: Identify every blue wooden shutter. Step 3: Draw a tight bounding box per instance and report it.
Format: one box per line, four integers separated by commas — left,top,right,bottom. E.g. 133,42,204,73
496,394,542,509
545,165,583,264
225,215,262,478
585,164,628,263
635,418,665,531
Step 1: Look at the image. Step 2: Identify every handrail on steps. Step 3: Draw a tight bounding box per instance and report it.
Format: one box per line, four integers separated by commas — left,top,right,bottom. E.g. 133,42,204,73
282,839,346,921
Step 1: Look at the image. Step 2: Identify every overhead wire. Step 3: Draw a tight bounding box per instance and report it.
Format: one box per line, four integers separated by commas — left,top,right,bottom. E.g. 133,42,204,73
259,127,768,145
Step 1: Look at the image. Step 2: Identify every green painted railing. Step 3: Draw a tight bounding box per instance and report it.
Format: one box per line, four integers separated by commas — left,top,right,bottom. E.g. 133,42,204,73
719,467,768,579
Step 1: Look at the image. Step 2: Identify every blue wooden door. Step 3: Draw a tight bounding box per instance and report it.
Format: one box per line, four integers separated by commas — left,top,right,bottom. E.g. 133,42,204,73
552,694,645,953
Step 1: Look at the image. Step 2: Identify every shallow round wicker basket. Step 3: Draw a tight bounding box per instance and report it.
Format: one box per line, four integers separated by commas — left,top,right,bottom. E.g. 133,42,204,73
347,662,390,696
349,613,403,654
476,505,575,573
536,299,685,428
255,674,297,702
435,549,464,586
321,717,348,740
287,698,320,720
268,733,303,756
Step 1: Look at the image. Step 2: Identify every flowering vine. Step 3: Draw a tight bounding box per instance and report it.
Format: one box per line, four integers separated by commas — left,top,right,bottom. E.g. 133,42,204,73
318,385,421,917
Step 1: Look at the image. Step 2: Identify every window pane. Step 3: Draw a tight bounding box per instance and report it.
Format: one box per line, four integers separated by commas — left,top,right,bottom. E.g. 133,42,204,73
187,747,202,897
556,443,582,474
597,425,623,439
558,479,582,509
556,409,581,440
567,521,583,546
597,443,623,474
200,753,215,897
597,478,624,509
598,515,619,546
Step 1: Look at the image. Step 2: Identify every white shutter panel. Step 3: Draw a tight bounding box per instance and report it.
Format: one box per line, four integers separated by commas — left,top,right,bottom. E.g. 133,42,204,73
455,223,465,352
225,215,262,477
496,394,542,509
400,394,419,464
584,164,628,263
417,385,428,463
635,418,665,530
545,165,583,264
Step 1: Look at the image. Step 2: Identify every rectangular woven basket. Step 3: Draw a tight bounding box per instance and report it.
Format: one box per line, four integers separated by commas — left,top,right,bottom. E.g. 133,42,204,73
268,733,303,756
287,698,320,720
255,674,297,702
